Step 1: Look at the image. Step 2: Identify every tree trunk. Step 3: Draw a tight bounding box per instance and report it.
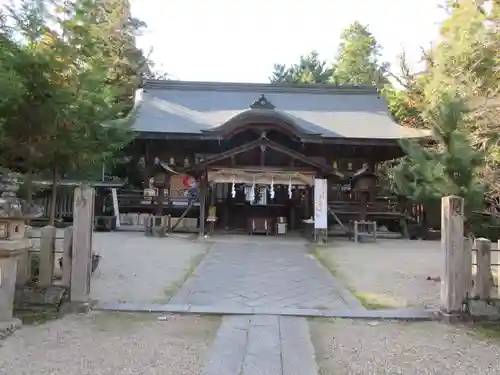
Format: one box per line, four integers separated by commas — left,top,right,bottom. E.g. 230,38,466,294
48,165,59,226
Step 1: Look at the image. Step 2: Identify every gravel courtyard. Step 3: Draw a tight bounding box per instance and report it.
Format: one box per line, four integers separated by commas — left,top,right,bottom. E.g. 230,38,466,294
315,239,443,309
0,312,220,375
90,232,209,304
310,319,500,375
315,238,500,310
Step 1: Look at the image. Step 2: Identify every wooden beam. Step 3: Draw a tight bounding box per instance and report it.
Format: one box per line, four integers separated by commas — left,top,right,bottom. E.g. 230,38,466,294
184,136,342,178
182,138,262,173
199,174,208,238
263,139,342,177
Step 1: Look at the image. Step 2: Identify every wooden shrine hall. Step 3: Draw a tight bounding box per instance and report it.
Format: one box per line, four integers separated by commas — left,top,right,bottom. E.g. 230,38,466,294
123,80,429,238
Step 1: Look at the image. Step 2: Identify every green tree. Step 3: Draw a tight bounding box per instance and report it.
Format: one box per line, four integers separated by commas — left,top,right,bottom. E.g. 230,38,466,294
382,51,427,128
393,90,487,231
269,51,332,84
332,21,387,86
61,0,149,114
421,0,500,202
0,1,60,205
2,0,134,224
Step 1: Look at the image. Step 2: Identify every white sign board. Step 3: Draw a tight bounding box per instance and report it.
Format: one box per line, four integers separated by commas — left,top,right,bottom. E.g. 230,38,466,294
314,178,328,229
111,188,121,228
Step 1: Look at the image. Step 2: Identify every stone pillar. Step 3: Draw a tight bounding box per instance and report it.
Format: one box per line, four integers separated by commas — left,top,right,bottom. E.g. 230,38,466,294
38,225,56,287
70,186,94,306
440,196,472,318
474,238,493,300
198,176,207,238
0,239,29,323
61,226,73,287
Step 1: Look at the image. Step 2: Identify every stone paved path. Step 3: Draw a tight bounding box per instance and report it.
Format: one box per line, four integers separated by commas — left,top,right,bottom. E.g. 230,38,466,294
202,315,318,375
169,239,361,310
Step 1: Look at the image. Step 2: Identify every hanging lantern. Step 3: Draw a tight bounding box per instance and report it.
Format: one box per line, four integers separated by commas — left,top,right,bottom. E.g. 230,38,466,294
270,177,275,199
231,175,236,198
169,156,175,165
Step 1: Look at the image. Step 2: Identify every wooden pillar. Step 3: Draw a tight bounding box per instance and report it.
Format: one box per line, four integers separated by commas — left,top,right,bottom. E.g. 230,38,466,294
38,225,56,287
474,238,493,300
143,141,154,189
304,187,311,218
71,186,95,304
61,226,73,287
440,196,472,318
198,174,207,238
155,187,165,216
358,192,368,221
166,175,172,232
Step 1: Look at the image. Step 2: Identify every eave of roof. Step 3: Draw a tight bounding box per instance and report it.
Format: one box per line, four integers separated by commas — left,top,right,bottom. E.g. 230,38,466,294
134,80,431,141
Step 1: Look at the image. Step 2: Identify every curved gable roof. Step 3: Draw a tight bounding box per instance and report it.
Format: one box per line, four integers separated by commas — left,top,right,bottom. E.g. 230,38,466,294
134,80,430,140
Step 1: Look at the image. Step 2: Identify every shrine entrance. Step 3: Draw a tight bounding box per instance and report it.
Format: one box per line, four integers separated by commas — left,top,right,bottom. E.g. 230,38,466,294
183,133,340,238
205,168,315,235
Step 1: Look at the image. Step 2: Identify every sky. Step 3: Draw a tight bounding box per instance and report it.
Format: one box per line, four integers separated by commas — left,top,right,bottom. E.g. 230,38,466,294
0,0,450,83
130,0,449,83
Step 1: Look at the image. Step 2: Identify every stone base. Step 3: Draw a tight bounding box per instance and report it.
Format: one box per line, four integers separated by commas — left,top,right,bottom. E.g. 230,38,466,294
353,220,377,243
59,300,92,315
144,215,168,237
439,310,472,323
0,318,22,340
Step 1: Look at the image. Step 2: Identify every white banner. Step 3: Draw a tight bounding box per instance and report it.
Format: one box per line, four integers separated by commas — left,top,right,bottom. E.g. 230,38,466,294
111,188,121,228
314,178,328,229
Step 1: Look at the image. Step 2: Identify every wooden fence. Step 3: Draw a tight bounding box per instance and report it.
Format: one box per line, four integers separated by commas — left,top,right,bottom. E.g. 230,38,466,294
27,227,69,285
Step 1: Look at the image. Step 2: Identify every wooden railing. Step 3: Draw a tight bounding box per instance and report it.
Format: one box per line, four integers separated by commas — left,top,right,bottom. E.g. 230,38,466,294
33,189,74,220
117,189,199,214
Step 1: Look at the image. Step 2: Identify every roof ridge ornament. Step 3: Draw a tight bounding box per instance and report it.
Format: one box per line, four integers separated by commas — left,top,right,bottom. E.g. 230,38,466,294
250,94,275,110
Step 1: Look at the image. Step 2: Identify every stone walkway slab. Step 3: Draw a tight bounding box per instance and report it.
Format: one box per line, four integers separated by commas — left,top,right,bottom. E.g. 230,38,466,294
93,302,440,320
169,239,363,310
201,315,319,375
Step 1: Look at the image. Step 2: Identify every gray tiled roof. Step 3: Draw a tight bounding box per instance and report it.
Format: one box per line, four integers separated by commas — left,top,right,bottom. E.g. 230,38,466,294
134,80,429,139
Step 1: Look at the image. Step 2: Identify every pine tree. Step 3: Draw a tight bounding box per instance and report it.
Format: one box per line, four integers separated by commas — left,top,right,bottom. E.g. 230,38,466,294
393,89,487,227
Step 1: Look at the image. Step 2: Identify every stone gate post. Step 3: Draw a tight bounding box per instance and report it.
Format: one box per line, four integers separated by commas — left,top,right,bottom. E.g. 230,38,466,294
440,196,472,319
70,186,94,308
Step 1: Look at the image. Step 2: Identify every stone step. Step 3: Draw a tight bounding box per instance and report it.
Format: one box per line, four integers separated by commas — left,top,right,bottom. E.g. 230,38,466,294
201,315,319,375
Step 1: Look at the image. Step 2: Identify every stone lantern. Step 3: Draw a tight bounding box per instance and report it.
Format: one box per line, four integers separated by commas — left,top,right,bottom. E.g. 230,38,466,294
350,164,378,242
351,165,377,202
0,172,39,331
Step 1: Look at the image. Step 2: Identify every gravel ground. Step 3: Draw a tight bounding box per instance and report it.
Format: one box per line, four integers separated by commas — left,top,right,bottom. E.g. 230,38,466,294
90,232,209,304
316,239,500,310
315,239,443,309
0,312,220,375
310,319,500,375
